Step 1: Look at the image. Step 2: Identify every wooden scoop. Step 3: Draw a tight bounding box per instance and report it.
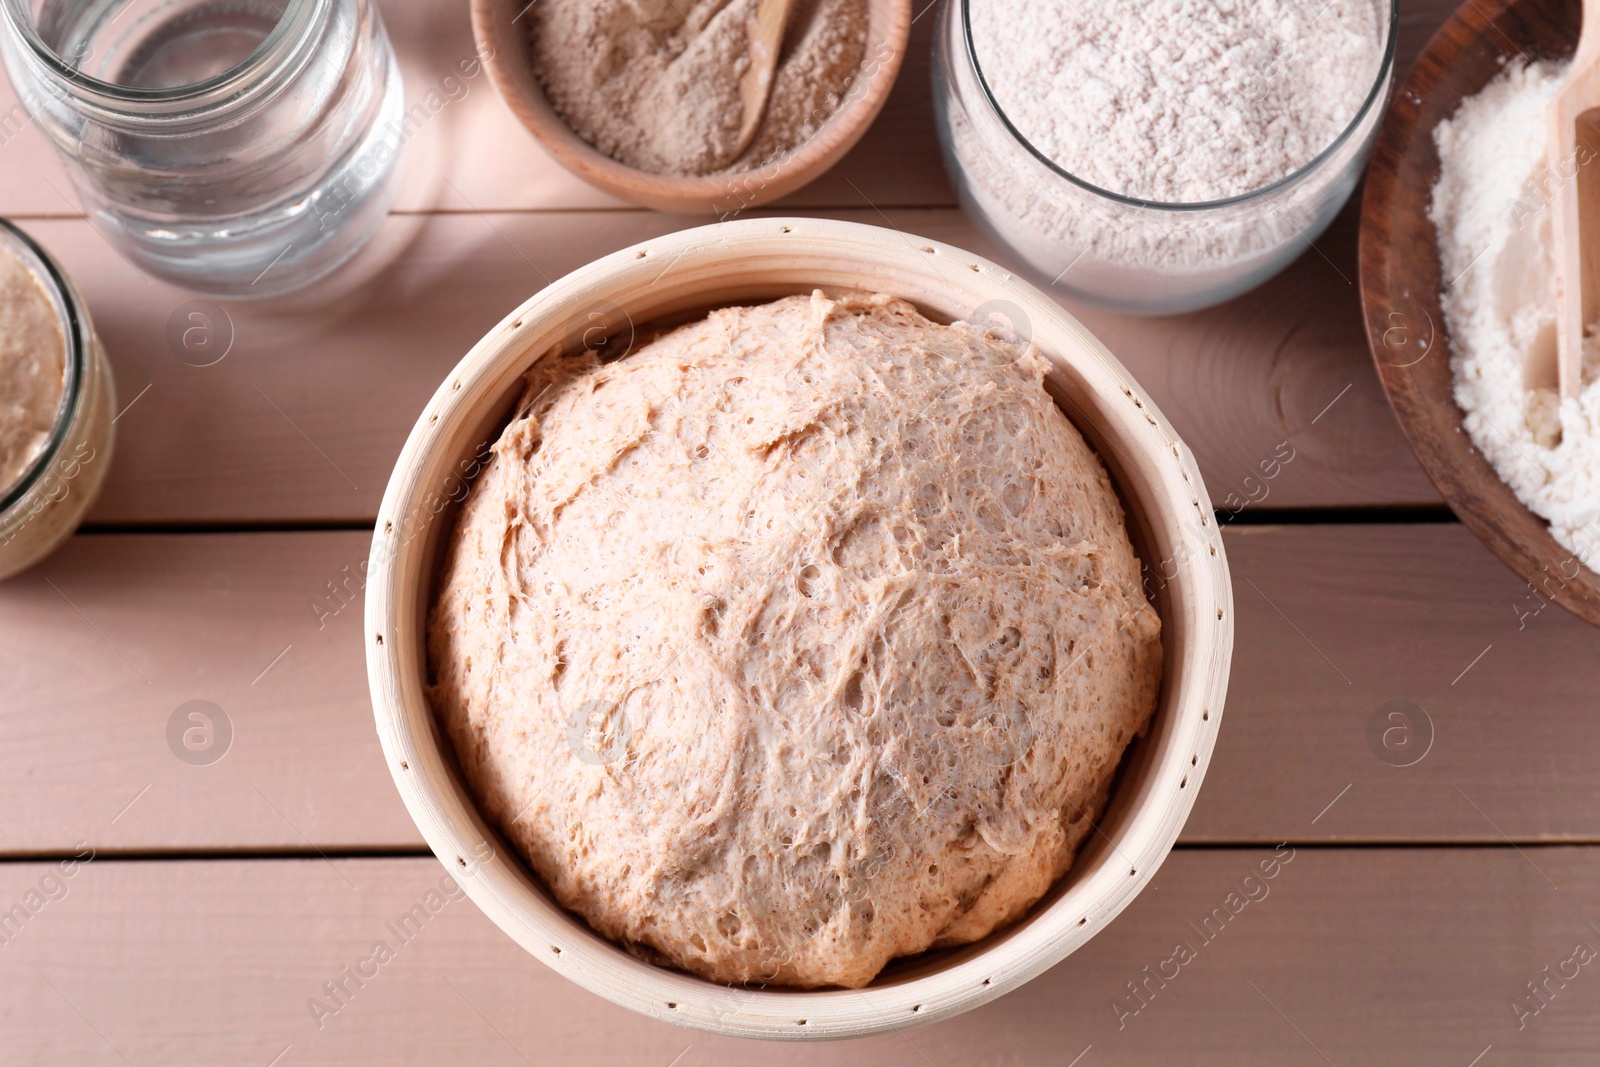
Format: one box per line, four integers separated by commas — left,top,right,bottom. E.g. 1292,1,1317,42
732,0,797,158
1545,0,1600,400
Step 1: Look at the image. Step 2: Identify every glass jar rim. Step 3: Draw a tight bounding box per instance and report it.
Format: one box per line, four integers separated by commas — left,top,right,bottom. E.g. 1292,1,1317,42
958,0,1401,212
0,218,87,515
0,0,318,111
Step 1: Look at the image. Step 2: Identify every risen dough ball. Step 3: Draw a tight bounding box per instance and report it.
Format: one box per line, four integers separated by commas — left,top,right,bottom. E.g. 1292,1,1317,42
427,291,1162,989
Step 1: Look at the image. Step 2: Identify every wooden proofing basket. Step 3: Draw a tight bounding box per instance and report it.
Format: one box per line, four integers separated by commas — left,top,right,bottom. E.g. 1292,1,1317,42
365,217,1233,1040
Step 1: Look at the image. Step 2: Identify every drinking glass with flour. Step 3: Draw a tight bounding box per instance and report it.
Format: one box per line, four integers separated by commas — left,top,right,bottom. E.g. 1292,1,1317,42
933,0,1398,314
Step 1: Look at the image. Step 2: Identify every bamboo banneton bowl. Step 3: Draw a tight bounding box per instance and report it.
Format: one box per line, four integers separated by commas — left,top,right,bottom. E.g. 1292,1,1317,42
365,218,1233,1040
470,0,911,214
1359,0,1600,627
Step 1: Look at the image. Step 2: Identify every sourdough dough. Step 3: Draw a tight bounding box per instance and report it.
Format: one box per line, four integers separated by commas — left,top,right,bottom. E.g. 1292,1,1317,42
0,245,65,495
427,291,1163,988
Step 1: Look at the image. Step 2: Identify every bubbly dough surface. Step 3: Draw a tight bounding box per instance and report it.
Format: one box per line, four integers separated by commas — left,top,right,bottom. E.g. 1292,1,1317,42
0,247,65,496
427,291,1162,988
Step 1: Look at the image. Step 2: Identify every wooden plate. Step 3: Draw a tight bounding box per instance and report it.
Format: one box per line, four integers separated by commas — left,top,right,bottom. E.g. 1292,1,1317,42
470,0,910,214
365,218,1233,1040
1359,0,1600,627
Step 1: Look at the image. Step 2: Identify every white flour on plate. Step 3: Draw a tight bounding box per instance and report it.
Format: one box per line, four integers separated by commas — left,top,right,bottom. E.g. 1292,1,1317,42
1430,60,1600,574
969,0,1383,202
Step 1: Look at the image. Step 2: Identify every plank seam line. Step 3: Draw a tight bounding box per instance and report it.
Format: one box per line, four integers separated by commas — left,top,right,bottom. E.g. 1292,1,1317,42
0,202,964,224
0,840,1595,864
74,510,1462,537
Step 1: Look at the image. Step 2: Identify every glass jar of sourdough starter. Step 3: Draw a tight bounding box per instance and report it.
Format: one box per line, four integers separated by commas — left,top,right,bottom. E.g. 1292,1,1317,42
0,0,404,297
0,220,114,580
932,0,1398,315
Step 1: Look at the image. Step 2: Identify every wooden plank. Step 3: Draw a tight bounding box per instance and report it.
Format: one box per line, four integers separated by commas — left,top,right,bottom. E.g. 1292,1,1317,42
1183,522,1600,845
0,524,1595,854
0,209,1433,528
0,848,1591,1063
1060,196,1439,514
0,0,949,218
0,0,1457,218
0,531,418,854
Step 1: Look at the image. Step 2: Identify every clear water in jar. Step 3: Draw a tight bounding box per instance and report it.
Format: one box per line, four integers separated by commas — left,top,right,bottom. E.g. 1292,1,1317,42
58,0,285,88
28,0,404,297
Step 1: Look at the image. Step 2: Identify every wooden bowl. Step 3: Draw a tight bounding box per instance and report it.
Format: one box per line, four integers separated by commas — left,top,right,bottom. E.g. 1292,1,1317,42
365,218,1233,1039
1359,0,1600,627
470,0,911,214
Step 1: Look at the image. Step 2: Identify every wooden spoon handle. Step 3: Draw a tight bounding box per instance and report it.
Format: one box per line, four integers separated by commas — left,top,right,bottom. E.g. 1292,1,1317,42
734,0,797,157
1550,0,1600,399
1584,0,1600,60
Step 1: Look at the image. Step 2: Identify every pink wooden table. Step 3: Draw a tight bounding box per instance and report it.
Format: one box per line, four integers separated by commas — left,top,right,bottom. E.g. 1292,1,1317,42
2,1,1597,1063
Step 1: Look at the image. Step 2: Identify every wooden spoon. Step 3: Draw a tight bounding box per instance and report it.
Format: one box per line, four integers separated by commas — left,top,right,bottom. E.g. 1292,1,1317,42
1546,0,1600,400
732,0,797,158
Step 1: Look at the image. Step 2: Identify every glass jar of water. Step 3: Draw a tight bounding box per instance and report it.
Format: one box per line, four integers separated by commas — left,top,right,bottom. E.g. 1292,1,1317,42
0,0,405,297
